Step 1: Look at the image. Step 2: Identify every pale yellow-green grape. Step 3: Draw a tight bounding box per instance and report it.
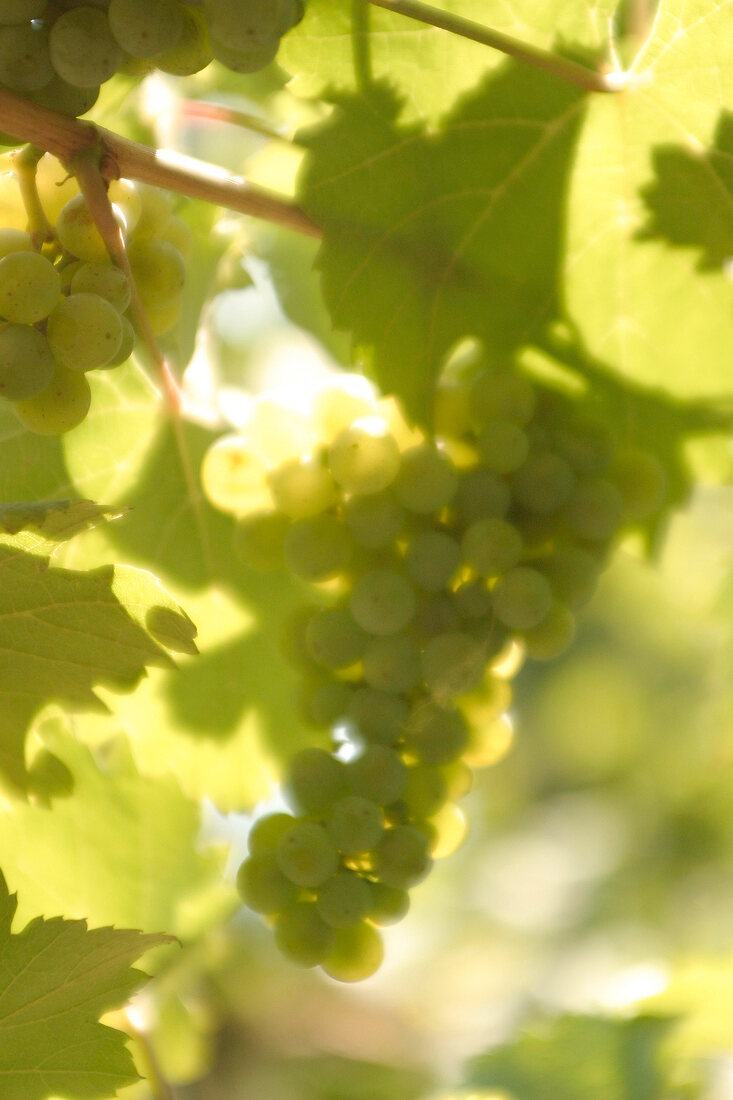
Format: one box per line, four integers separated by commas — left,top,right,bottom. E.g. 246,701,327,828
0,323,55,400
0,22,54,93
49,6,123,87
46,292,123,371
154,4,212,76
35,154,79,224
126,183,171,240
107,178,142,232
70,261,131,313
14,363,91,435
145,298,182,336
108,0,185,58
267,456,337,519
522,599,576,660
328,416,401,494
0,228,31,259
101,314,135,368
0,250,61,323
56,194,122,263
200,433,270,514
159,215,193,260
311,376,376,439
0,0,46,22
128,239,186,307
245,397,315,467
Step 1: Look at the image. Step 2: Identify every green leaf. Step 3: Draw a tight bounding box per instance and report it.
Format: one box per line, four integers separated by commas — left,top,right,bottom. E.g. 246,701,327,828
0,871,172,1100
0,500,126,542
466,1014,691,1100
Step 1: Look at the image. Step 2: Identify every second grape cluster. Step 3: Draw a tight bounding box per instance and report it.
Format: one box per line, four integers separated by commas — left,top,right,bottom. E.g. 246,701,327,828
203,366,667,980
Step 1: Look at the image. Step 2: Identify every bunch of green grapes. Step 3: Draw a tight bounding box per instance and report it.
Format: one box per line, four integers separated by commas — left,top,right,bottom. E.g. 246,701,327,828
0,0,305,121
202,369,666,980
0,152,188,433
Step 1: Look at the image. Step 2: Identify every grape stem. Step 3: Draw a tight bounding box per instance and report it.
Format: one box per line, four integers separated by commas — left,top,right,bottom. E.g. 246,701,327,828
179,100,287,141
14,143,53,248
0,85,321,239
362,0,623,93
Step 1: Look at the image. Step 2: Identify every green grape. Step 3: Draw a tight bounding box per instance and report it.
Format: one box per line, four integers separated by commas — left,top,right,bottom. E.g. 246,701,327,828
538,545,600,609
362,633,421,694
401,763,448,817
210,32,279,72
610,448,667,519
128,239,185,307
236,852,299,914
303,679,353,727
109,181,155,237
411,593,460,641
305,605,367,669
328,418,401,495
13,363,91,435
511,451,576,514
268,457,337,519
346,745,408,805
522,599,576,660
443,758,473,799
316,872,373,928
349,569,416,636
276,821,340,888
476,419,529,473
368,882,410,926
49,7,123,87
454,467,510,524
0,324,55,400
154,3,212,74
393,444,457,513
247,812,295,855
205,0,290,45
563,477,624,541
234,510,289,571
421,632,486,699
159,216,193,261
56,195,116,263
0,228,30,259
98,314,134,368
146,298,181,336
374,824,432,889
108,0,184,56
554,416,614,476
284,747,346,815
404,701,469,765
274,901,335,967
321,922,384,982
405,530,460,592
0,22,53,92
200,433,269,515
29,73,99,117
284,513,352,581
461,516,523,577
0,251,60,324
70,261,130,313
492,566,553,630
344,491,405,549
348,686,408,745
0,0,46,22
452,580,493,622
46,293,123,371
434,378,472,437
327,795,384,854
470,370,536,426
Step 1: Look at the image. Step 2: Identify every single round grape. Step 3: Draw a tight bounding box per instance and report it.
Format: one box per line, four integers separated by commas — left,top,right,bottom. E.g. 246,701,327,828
554,416,614,476
305,605,367,669
405,530,460,592
0,228,31,259
284,747,346,815
461,516,523,577
0,251,60,324
522,599,576,660
511,451,575,514
303,679,353,727
236,852,298,914
434,379,472,437
118,182,169,238
128,239,186,307
155,3,212,74
327,795,384,855
454,467,511,524
539,545,600,609
146,298,182,336
49,7,123,87
349,569,416,636
159,216,193,261
276,822,340,888
210,31,279,72
312,376,376,439
0,0,46,22
374,825,432,889
344,491,405,549
404,701,469,765
108,0,185,57
362,633,421,694
328,417,401,495
321,922,384,982
70,261,131,313
348,686,408,745
284,513,352,581
233,510,289,571
563,477,624,541
267,457,337,519
471,370,536,426
56,195,117,264
205,0,287,46
200,433,269,514
274,901,335,967
0,22,53,92
421,632,486,699
452,580,493,622
346,745,408,805
610,448,666,519
13,364,91,435
247,812,296,855
46,293,123,371
29,73,99,118
34,154,79,224
402,764,449,817
492,566,553,630
411,592,460,641
368,882,410,926
477,419,529,473
0,324,55,400
393,444,457,513
317,872,373,928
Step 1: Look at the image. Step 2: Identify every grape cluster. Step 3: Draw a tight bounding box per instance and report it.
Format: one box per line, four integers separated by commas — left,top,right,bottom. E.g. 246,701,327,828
0,0,305,117
202,369,667,980
0,153,189,433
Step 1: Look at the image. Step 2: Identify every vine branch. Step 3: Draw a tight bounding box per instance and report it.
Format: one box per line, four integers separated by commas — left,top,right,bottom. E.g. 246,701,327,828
362,0,624,93
0,85,320,238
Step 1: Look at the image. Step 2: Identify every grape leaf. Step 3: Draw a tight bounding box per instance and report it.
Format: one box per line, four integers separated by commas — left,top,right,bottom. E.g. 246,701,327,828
465,1014,692,1100
0,871,172,1100
0,500,126,542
